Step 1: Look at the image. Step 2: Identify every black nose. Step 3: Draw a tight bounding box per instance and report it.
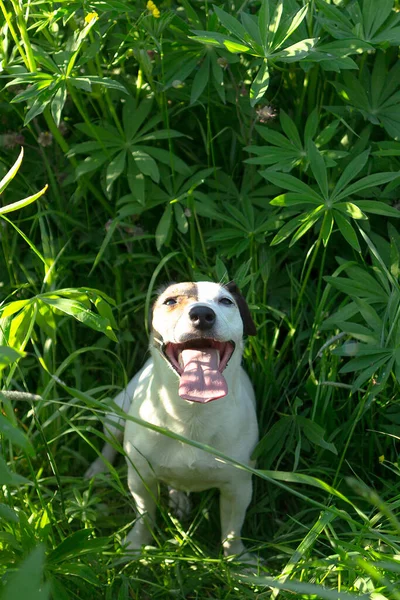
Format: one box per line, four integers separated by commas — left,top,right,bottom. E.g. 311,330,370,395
189,305,216,331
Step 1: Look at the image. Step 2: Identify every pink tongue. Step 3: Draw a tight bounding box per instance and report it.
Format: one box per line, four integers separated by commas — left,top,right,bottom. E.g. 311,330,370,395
179,348,228,403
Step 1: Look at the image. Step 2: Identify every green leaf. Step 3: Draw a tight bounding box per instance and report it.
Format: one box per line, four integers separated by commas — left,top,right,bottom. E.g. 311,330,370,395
321,211,334,247
69,77,92,91
273,4,309,49
58,562,100,585
250,61,269,107
11,80,53,103
269,0,283,39
211,53,225,103
0,503,18,522
105,150,126,194
240,13,263,50
123,97,152,141
127,156,145,204
331,149,370,200
0,456,29,486
49,530,108,563
90,218,119,274
141,146,191,176
355,200,400,218
40,297,117,341
350,355,392,391
270,193,321,207
137,130,184,143
0,148,24,194
354,298,382,334
155,204,172,251
297,416,337,454
0,299,30,318
190,56,210,104
280,110,302,149
307,141,328,199
189,32,224,47
290,206,324,246
251,417,291,461
50,83,66,127
223,39,251,53
258,0,270,48
262,171,321,199
173,203,188,234
333,210,361,252
335,172,400,201
132,150,159,183
83,75,127,94
334,202,367,220
254,125,295,149
304,108,319,143
213,5,249,44
24,86,56,125
75,154,108,177
0,184,48,216
274,39,316,62
0,345,26,371
1,545,50,600
0,413,34,454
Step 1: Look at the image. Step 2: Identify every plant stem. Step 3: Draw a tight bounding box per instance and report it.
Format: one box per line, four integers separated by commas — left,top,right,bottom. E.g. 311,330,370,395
0,0,29,69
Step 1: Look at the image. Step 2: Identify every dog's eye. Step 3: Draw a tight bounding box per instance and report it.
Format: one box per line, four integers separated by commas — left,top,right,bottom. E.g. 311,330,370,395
164,297,177,306
219,297,234,306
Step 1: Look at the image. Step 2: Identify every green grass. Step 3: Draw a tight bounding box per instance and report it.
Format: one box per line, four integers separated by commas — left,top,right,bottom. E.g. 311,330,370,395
1,0,400,598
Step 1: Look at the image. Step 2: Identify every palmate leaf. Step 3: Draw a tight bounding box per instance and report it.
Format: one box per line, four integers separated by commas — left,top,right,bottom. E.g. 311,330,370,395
332,53,400,140
267,139,400,249
316,0,400,45
191,3,314,103
245,110,342,173
70,97,186,194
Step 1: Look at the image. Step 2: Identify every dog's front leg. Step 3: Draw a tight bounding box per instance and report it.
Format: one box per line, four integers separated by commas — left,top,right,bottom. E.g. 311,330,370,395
125,466,157,551
219,475,254,561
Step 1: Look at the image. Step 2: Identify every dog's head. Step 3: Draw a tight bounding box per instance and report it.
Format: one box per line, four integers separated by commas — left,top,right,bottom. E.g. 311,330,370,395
151,281,256,404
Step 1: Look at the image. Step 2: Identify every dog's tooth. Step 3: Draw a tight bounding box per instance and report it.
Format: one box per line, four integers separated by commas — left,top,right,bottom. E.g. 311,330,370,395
178,352,184,368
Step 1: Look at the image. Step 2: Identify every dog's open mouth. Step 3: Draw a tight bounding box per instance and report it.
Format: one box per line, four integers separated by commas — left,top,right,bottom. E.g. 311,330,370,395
163,339,235,403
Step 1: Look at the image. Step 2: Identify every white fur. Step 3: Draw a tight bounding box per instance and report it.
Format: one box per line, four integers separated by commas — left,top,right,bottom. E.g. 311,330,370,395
86,281,258,561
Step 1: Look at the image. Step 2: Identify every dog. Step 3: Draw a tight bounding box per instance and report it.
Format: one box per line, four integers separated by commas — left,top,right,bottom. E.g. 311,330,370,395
86,281,258,561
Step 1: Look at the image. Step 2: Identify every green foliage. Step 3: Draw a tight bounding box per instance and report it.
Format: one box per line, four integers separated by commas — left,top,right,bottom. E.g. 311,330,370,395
1,0,400,598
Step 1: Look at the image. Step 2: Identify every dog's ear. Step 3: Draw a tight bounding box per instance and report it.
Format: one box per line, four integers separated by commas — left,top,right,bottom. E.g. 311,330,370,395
224,281,257,336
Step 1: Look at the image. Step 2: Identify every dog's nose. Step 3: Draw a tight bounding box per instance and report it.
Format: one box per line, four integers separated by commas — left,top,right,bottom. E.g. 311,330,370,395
189,305,216,330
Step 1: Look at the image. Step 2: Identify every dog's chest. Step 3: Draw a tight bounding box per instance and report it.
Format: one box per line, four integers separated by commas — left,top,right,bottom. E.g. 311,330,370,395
153,437,229,492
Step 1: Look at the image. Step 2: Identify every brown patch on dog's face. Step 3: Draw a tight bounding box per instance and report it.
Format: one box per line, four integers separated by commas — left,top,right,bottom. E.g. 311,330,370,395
151,282,198,342
155,282,198,311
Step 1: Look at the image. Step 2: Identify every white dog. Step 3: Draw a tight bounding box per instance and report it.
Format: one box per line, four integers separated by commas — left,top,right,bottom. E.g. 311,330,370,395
86,281,258,560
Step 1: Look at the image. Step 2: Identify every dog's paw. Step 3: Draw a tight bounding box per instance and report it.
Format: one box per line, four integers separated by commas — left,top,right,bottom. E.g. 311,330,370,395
168,488,191,520
84,457,109,479
124,528,152,552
